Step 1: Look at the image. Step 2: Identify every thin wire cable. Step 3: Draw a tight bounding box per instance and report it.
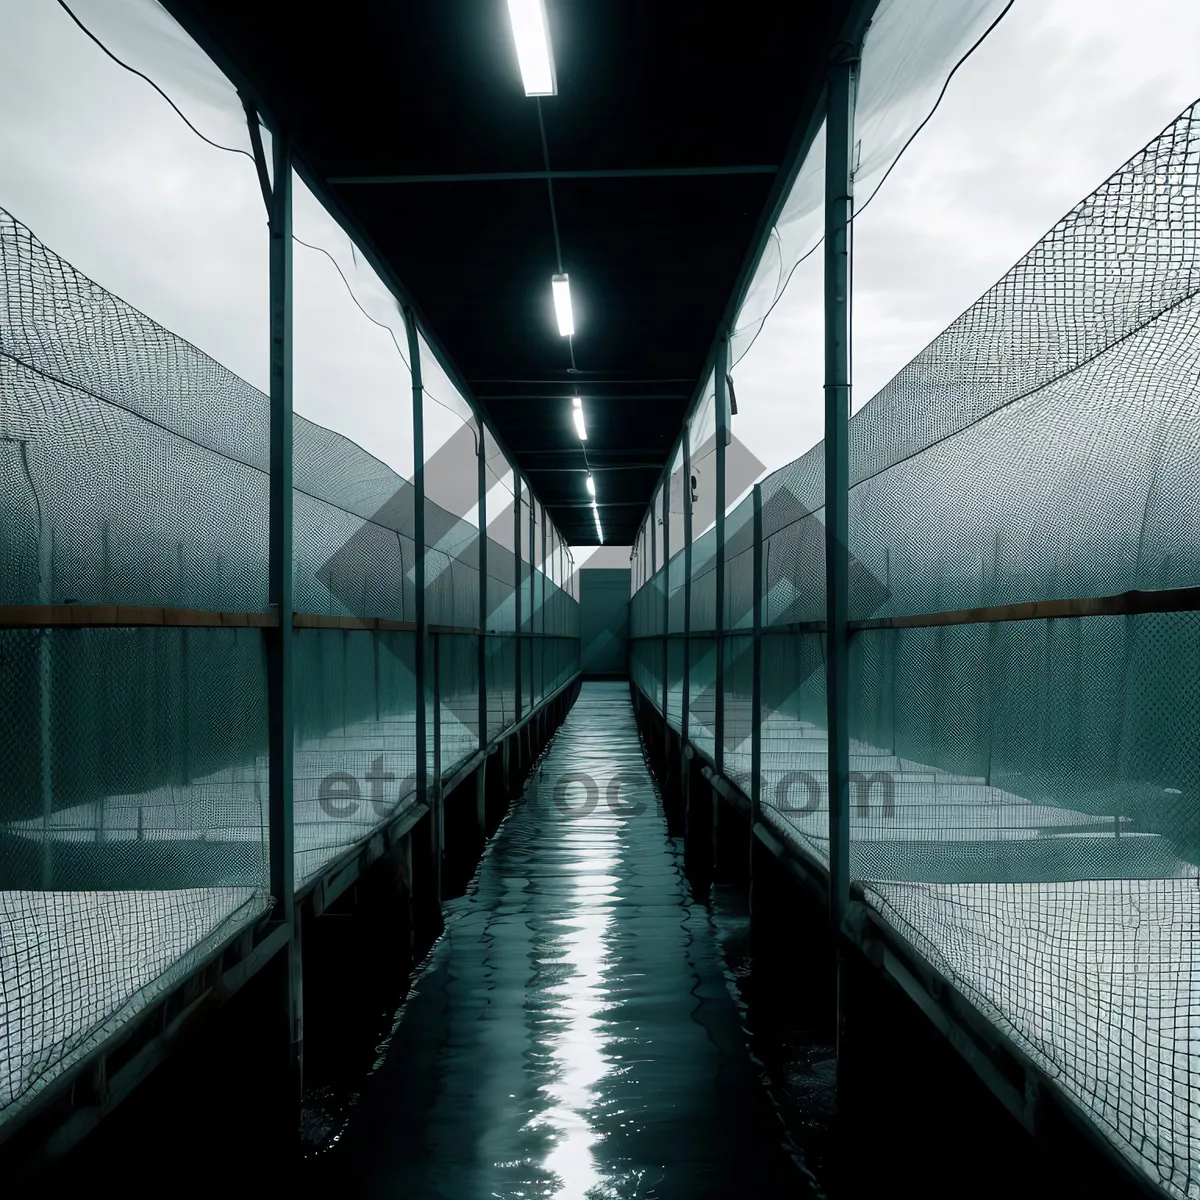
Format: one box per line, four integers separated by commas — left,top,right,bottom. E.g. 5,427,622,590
735,0,1016,368
58,0,483,457
56,0,254,161
292,236,482,450
536,102,590,529
537,98,577,371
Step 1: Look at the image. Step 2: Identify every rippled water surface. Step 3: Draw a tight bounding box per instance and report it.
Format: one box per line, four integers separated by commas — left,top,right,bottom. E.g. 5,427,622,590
313,682,807,1198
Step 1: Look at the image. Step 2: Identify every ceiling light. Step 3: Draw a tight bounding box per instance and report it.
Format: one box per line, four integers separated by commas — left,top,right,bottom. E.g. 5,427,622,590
572,400,587,441
552,274,574,336
506,0,556,97
585,474,595,497
591,500,603,544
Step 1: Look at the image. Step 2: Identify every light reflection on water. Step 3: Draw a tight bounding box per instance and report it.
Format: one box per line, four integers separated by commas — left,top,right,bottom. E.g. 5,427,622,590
534,845,617,1197
308,683,802,1198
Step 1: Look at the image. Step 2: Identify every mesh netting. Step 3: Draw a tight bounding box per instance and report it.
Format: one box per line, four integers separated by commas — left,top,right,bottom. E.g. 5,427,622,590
0,203,580,1125
628,103,1200,1196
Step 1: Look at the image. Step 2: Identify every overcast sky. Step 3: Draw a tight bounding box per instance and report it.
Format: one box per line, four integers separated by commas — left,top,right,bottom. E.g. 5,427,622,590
732,0,1200,489
2,0,1198,570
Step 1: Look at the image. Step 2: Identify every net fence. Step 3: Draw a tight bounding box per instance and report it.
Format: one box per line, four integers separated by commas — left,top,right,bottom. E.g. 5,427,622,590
0,206,580,1124
628,102,1200,1198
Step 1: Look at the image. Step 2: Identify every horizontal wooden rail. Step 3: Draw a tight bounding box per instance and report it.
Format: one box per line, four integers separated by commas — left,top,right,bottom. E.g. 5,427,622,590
0,605,586,636
628,585,1200,639
0,604,278,629
852,585,1200,629
295,614,415,632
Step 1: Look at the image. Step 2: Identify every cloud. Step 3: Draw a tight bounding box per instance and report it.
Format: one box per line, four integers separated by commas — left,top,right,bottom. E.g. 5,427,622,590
731,0,1200,480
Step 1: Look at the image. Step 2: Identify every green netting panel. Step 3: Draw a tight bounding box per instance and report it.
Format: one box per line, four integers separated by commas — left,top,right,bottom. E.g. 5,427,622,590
293,629,417,886
620,92,1200,1200
0,211,270,612
690,525,717,633
721,633,754,792
865,878,1197,1200
761,460,825,629
755,630,827,866
628,639,652,706
425,498,481,631
519,484,532,635
846,615,1200,884
484,431,517,633
485,635,517,738
0,627,269,889
665,639,684,733
434,632,480,774
521,637,534,713
0,626,269,1119
723,493,755,632
688,636,718,760
667,550,686,634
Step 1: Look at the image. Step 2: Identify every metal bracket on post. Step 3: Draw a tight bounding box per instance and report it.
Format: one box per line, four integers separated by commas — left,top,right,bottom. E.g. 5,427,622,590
262,121,300,1097
714,339,729,773
825,50,858,941
404,305,437,906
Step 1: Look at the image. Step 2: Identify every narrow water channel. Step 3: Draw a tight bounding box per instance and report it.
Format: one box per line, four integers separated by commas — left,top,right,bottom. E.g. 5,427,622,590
305,681,812,1198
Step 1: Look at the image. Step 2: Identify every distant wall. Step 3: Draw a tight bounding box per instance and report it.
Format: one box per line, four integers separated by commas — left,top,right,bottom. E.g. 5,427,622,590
580,568,630,677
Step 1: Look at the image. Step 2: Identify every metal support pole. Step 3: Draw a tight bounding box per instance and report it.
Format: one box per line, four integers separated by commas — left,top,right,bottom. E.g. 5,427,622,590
514,482,522,721
266,130,301,1093
661,484,669,717
532,496,537,710
404,306,437,904
477,421,488,750
432,631,442,820
750,484,762,828
541,508,547,705
714,341,729,773
825,55,857,937
681,425,692,746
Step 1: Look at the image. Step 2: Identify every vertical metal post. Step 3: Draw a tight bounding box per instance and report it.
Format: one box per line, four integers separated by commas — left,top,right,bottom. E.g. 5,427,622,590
36,465,54,887
432,632,441,812
541,507,547,704
660,484,669,717
477,421,488,750
651,500,657,578
529,498,536,713
714,342,729,773
750,483,762,827
266,131,301,1090
404,306,437,904
681,425,692,746
514,480,522,722
825,55,857,936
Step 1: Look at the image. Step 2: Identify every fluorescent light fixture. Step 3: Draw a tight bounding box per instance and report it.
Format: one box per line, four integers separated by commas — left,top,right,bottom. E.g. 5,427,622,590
506,0,556,96
552,273,574,336
585,474,595,497
571,398,587,441
591,500,603,543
